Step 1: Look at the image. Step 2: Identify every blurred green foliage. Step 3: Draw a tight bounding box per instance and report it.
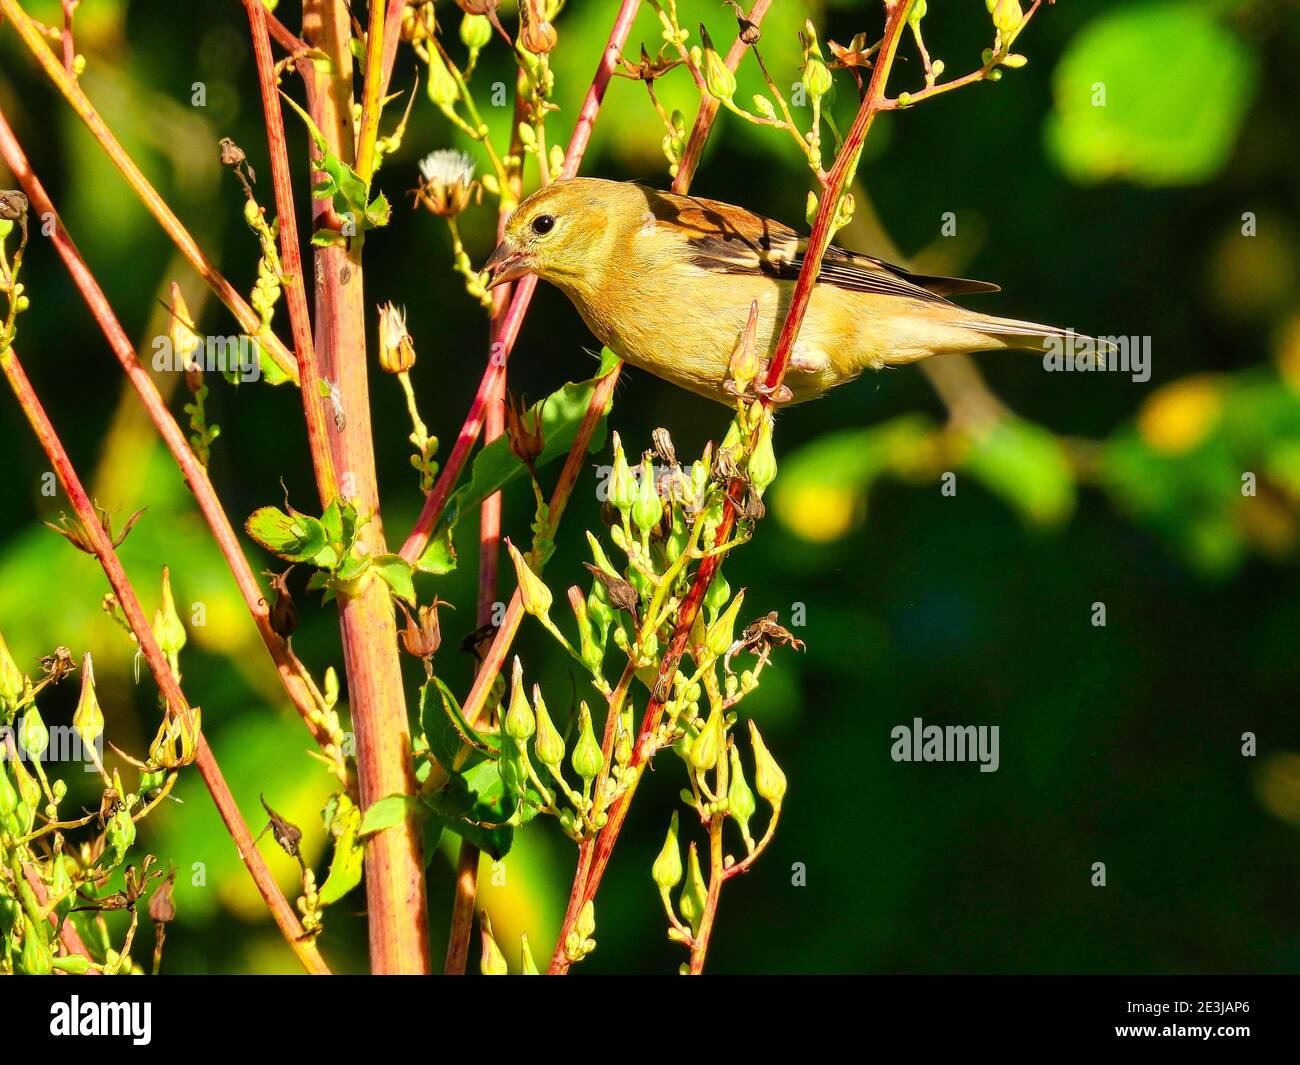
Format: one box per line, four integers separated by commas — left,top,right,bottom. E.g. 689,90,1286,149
1,0,1298,973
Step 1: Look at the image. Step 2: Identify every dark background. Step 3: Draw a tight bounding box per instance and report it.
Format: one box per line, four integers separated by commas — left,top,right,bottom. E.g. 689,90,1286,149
2,0,1298,973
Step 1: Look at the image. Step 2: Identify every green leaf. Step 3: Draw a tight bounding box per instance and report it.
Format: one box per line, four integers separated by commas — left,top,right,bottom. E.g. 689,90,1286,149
446,349,619,523
359,795,421,838
1045,3,1257,187
962,418,1076,528
422,770,514,860
319,798,364,905
415,524,458,576
371,553,415,604
245,505,329,563
420,676,492,771
280,92,374,221
365,192,392,229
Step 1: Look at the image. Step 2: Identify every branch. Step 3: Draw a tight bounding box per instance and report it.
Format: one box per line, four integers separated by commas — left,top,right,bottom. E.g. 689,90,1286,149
0,344,330,975
0,104,344,774
0,0,300,384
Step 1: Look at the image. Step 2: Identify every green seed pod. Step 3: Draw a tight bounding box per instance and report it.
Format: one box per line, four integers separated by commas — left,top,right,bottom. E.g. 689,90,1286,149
576,899,596,940
479,913,508,975
651,811,683,892
520,932,539,975
460,13,492,51
700,26,736,102
426,47,461,108
0,760,17,815
506,540,552,617
678,843,708,934
105,807,136,869
51,954,91,974
504,658,535,743
706,589,745,659
0,628,24,720
10,753,39,812
703,570,731,616
571,702,603,782
152,566,187,659
728,744,757,842
690,706,722,772
532,685,565,768
632,459,663,534
752,93,776,120
73,653,104,752
748,720,787,806
609,433,636,512
18,705,48,759
747,415,777,493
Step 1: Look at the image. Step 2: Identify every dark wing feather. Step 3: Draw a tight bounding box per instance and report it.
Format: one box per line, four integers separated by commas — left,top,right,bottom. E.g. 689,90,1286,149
641,186,999,304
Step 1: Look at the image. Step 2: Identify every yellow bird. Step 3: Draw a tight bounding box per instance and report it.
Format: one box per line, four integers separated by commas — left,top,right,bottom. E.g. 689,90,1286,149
483,177,1079,405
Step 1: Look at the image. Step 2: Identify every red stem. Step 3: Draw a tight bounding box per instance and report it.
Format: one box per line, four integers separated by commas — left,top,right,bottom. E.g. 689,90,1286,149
1,346,329,975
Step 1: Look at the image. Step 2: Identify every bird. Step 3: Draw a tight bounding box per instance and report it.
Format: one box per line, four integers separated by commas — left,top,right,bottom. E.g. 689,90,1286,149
482,177,1083,405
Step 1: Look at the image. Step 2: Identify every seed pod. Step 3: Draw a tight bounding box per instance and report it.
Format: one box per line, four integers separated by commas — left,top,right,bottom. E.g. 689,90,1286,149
706,589,745,659
518,0,557,54
632,458,663,534
506,540,552,617
747,415,777,493
73,653,105,751
460,13,492,51
992,0,1022,32
651,811,683,892
504,658,535,742
18,704,48,759
608,433,636,512
426,46,461,108
678,843,708,935
690,705,722,772
700,26,736,102
520,932,539,975
18,915,52,975
748,720,787,806
152,566,187,659
728,743,757,843
0,627,24,720
479,912,509,975
266,567,298,641
571,701,603,782
532,685,565,768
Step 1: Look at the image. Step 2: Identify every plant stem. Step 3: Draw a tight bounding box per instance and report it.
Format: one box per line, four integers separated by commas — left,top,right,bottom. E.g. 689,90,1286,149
353,0,389,184
0,0,300,384
1,344,329,975
301,0,430,975
688,814,725,973
244,0,340,501
0,104,343,775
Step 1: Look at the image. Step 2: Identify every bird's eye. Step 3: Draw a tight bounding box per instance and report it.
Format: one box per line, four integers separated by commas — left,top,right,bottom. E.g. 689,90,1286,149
531,214,556,235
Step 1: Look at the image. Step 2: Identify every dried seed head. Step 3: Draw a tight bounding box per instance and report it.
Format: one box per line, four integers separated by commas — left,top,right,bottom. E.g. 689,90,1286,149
415,150,477,217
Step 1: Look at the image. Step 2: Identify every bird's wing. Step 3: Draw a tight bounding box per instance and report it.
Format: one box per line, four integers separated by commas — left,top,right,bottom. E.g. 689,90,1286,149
643,188,1000,305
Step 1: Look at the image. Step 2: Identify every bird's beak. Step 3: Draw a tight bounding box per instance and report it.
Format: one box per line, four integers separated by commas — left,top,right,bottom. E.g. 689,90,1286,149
482,240,532,289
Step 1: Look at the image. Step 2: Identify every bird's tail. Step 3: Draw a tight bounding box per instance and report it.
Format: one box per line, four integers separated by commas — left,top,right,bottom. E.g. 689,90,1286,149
970,313,1111,363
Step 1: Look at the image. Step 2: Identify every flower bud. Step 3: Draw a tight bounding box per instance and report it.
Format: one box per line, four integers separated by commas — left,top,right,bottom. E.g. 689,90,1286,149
506,539,552,617
532,685,565,768
652,811,683,892
992,0,1022,33
700,26,736,102
631,459,663,534
571,701,603,782
504,658,535,742
728,743,757,843
748,720,786,806
377,302,416,374
73,653,104,752
706,589,745,659
803,55,833,100
460,13,492,51
679,843,708,934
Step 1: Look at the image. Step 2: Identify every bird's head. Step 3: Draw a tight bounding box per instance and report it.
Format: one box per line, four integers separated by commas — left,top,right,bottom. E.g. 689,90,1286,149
482,178,641,293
